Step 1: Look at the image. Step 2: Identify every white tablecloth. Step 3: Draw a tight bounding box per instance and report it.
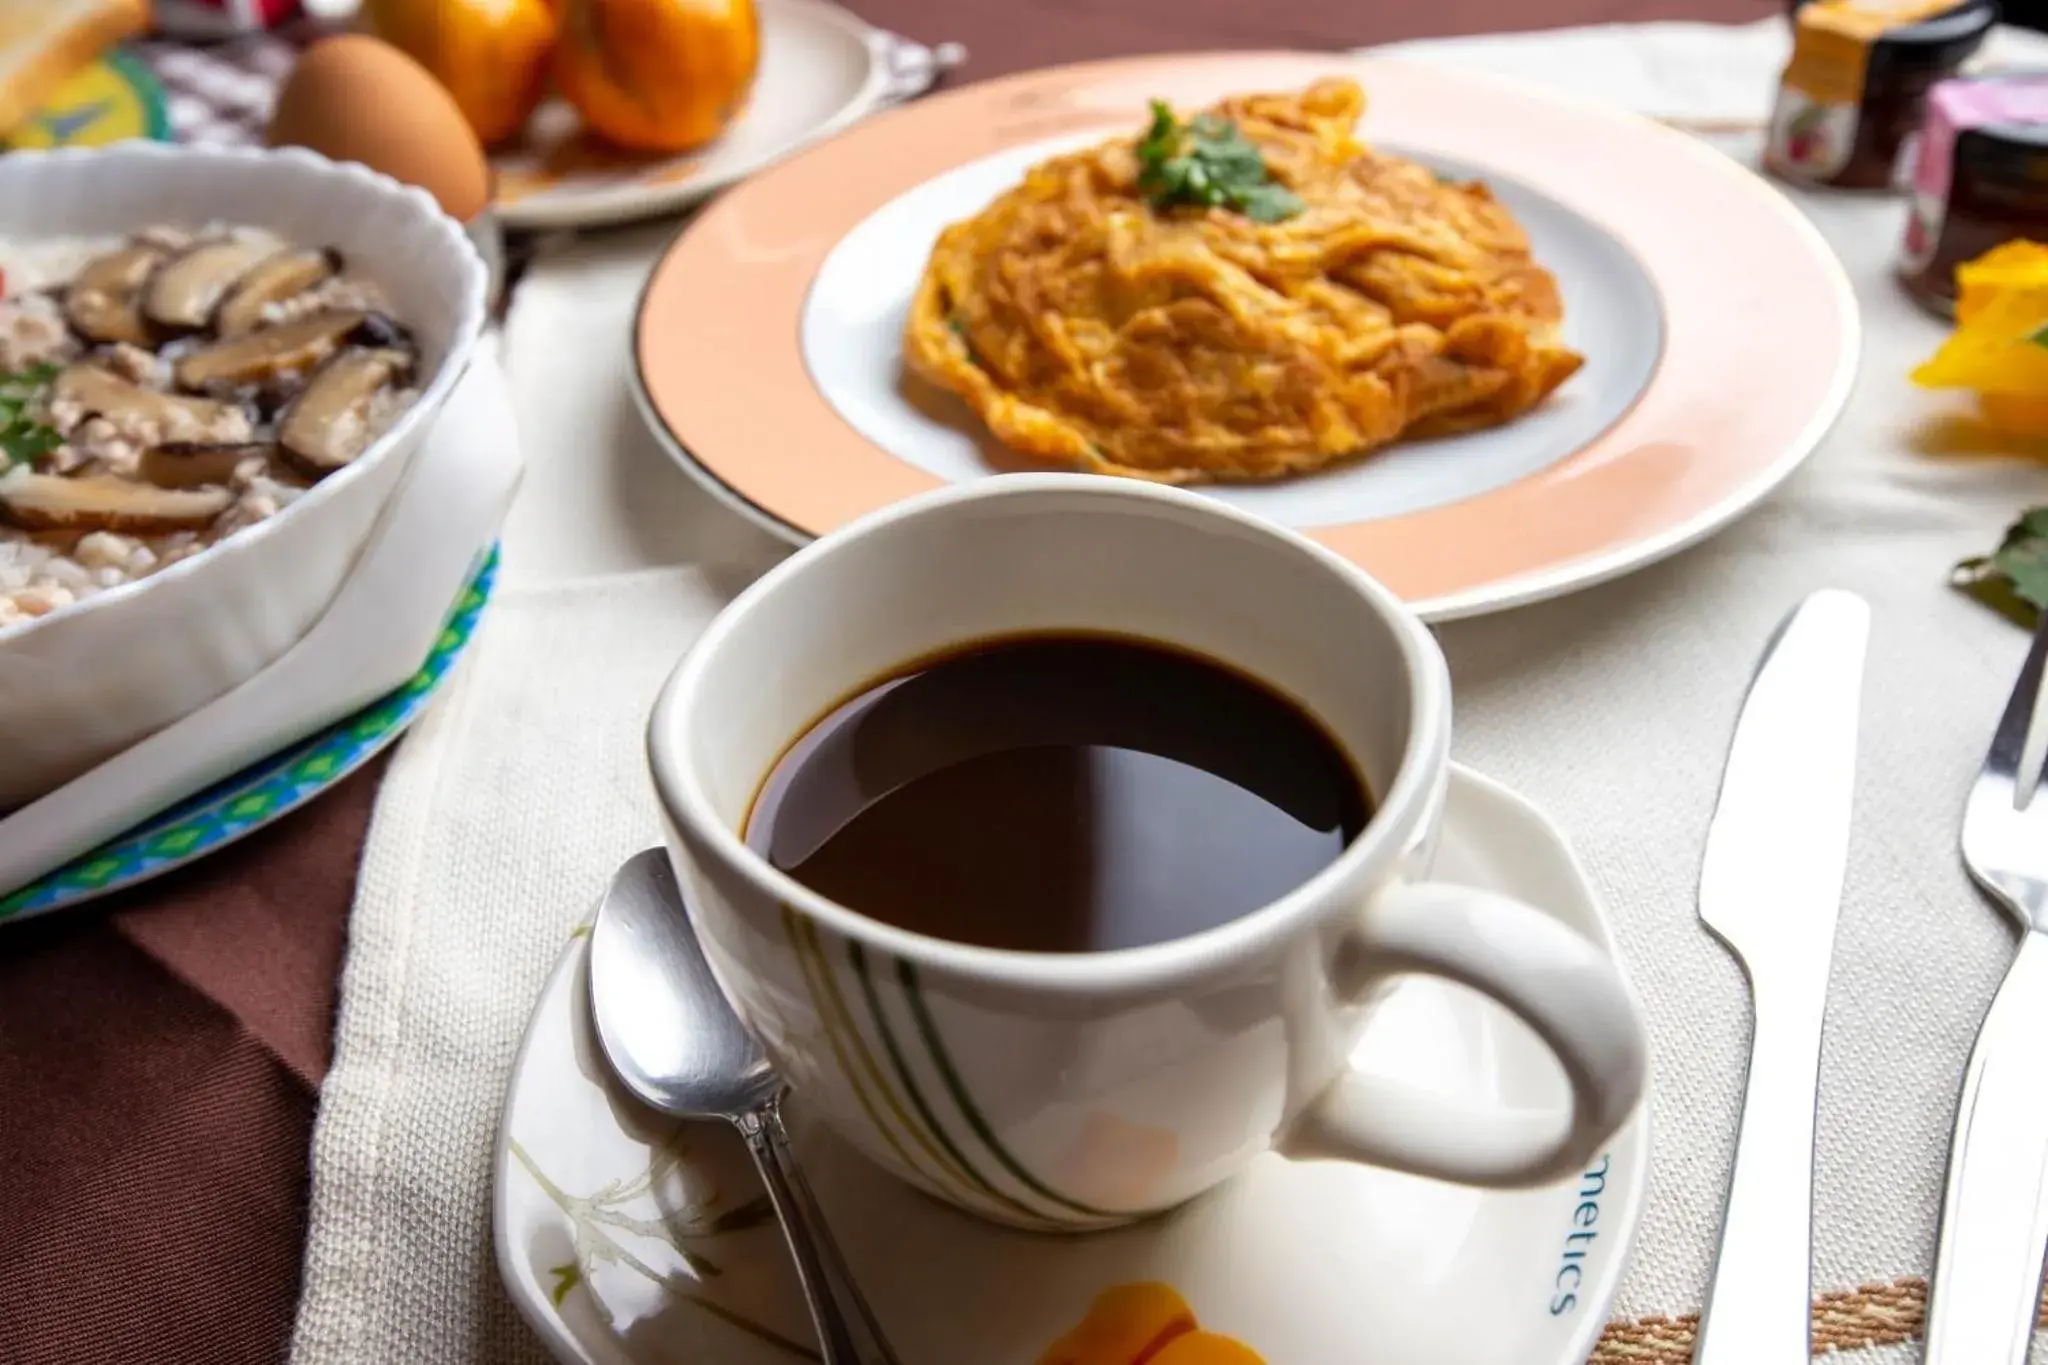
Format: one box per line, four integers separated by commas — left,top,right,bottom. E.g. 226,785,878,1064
291,20,2048,1364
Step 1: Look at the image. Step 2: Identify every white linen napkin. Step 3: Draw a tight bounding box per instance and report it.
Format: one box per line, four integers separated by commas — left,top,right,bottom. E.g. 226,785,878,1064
293,20,2048,1364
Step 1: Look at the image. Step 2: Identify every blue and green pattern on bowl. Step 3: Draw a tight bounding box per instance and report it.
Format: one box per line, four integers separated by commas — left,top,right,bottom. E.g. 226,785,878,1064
0,547,498,925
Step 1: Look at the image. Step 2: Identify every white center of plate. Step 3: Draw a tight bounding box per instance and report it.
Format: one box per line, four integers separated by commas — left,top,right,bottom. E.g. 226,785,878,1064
800,133,1664,529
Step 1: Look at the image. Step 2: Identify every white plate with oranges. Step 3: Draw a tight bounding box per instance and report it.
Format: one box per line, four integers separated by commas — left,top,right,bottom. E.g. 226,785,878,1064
280,0,939,232
496,0,933,230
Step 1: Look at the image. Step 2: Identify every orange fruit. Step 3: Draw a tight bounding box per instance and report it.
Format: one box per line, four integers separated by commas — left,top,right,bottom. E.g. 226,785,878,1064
1148,1332,1268,1365
554,0,760,153
361,0,557,146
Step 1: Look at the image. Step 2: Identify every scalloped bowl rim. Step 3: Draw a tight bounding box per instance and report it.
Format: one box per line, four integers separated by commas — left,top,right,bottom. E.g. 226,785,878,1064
0,141,489,644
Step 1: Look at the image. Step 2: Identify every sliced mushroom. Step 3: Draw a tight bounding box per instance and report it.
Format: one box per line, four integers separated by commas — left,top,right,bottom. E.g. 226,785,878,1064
0,470,232,534
63,243,168,345
74,243,170,296
172,309,367,391
138,441,272,490
141,237,275,334
214,247,342,337
53,364,251,444
278,347,413,481
66,296,151,348
353,311,412,351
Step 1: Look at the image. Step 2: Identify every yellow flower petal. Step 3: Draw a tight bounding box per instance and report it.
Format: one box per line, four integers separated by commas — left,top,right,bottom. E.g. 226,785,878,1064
1958,240,2048,325
1956,281,2048,343
1912,243,2048,395
1912,323,2048,392
1979,392,2048,436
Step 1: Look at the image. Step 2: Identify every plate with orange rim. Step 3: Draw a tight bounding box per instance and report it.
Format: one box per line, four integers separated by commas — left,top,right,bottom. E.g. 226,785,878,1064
631,51,1858,621
493,766,1649,1365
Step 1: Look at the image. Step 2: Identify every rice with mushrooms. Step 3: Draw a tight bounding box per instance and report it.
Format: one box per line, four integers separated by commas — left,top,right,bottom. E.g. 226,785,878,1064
0,227,420,632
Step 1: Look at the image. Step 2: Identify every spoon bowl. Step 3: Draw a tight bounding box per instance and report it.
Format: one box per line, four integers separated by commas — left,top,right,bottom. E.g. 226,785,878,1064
590,850,779,1120
588,849,902,1364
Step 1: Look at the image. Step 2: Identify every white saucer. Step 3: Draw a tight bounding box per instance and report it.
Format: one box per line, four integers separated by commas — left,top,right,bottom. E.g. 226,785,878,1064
493,765,1649,1365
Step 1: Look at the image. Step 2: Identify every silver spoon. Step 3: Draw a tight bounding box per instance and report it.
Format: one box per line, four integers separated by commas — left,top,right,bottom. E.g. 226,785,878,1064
590,849,902,1365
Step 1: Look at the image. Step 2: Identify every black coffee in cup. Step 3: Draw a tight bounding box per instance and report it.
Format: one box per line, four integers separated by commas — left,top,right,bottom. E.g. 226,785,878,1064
744,632,1370,954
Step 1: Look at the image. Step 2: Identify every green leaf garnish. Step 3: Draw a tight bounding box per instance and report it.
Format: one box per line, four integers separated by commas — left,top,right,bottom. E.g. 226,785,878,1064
946,311,985,369
2029,323,2048,350
2,424,58,466
1136,99,1304,223
1955,506,2048,627
545,1261,583,1308
0,363,61,471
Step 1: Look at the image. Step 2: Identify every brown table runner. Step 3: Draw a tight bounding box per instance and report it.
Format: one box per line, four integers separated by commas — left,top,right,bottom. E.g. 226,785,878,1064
0,756,380,1365
0,2,1775,1361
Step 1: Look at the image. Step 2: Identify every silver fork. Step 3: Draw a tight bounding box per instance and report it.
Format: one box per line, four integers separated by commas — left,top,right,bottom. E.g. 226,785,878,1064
1924,611,2048,1365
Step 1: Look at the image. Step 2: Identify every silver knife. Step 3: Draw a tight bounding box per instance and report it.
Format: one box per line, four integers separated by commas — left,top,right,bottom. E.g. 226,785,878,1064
1692,589,1871,1365
1923,608,2048,1365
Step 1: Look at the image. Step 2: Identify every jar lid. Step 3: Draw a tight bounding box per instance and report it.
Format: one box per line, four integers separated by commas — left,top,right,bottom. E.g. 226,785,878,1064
1955,118,2048,185
1873,0,1999,69
1929,71,2048,129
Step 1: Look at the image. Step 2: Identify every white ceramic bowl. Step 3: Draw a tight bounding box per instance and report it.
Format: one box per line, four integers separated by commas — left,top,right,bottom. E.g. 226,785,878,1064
0,143,487,809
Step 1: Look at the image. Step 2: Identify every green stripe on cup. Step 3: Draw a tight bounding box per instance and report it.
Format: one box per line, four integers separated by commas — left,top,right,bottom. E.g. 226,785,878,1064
896,959,1128,1223
786,909,1044,1225
780,906,936,1195
845,941,1065,1226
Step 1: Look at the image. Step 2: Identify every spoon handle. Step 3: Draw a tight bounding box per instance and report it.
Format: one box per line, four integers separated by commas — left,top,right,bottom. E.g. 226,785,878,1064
739,1097,902,1364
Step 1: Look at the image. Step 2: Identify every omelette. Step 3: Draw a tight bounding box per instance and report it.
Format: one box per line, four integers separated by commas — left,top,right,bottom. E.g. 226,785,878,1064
902,79,1584,483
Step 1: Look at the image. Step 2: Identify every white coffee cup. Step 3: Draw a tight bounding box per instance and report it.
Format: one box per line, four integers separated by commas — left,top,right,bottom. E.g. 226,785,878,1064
648,474,1646,1232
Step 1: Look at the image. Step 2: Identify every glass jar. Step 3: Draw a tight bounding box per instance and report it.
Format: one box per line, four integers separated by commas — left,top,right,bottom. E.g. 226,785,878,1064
1768,0,1997,189
1901,80,2048,312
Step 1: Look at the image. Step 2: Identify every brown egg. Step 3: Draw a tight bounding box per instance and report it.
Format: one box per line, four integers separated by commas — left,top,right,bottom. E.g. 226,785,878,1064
267,34,492,224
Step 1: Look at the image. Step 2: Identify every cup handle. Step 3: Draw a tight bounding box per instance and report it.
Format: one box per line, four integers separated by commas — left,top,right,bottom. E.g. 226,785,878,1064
1278,882,1648,1188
